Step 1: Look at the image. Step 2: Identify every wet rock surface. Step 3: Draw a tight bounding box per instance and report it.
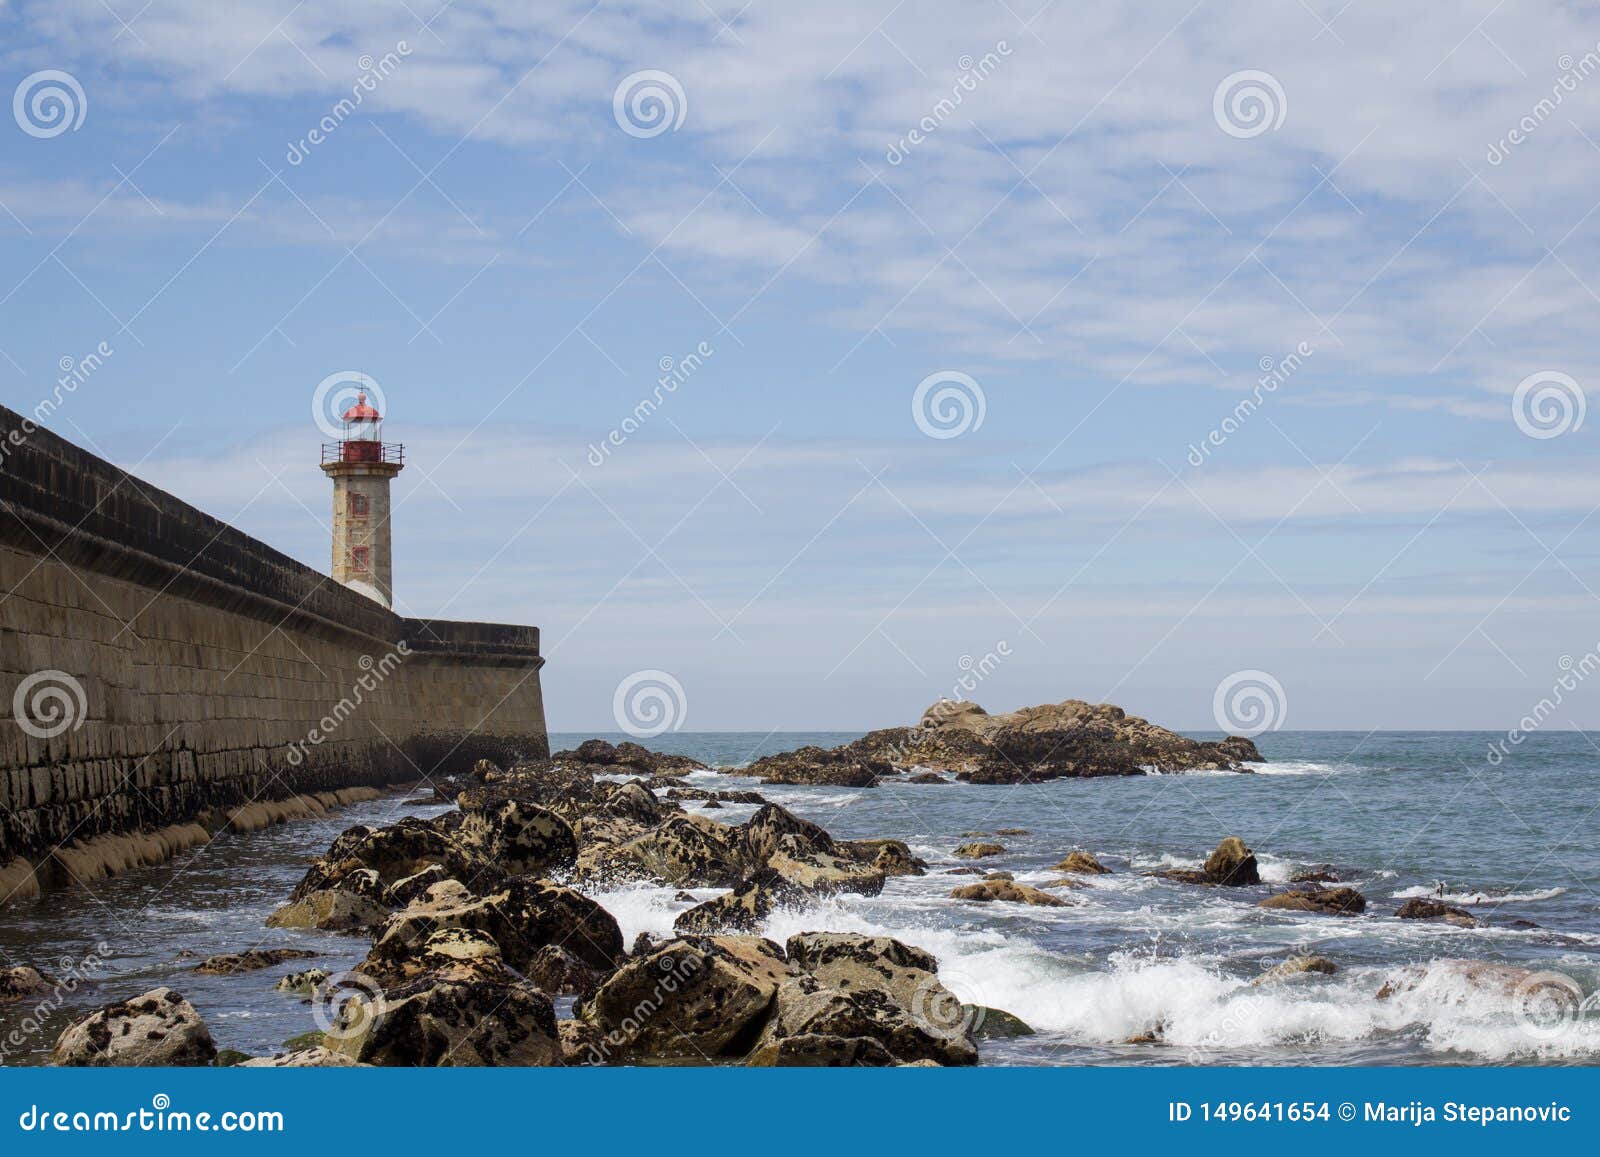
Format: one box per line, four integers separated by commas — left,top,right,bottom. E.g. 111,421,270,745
192,948,318,975
51,988,217,1067
1,966,57,1002
1257,886,1367,916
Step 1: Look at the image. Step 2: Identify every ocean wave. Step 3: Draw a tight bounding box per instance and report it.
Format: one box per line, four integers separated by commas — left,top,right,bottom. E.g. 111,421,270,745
580,875,1600,1061
1392,885,1567,905
1249,760,1349,776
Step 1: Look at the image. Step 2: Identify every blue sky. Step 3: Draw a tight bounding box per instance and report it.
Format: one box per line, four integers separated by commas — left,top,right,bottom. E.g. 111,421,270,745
4,1,1600,734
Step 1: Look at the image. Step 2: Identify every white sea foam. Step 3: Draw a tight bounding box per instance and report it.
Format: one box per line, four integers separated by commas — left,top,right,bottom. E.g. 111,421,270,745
585,875,1600,1061
1249,760,1347,776
1392,885,1567,905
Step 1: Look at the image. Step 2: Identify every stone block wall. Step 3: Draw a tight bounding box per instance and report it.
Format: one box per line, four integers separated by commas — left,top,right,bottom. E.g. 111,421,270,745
0,403,547,869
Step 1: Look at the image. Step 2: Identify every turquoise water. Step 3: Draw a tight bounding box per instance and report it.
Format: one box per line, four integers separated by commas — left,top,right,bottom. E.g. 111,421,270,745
1,730,1596,1066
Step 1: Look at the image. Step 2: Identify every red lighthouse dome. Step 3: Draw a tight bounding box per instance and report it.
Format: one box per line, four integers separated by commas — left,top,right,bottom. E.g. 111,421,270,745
342,391,382,424
321,390,403,467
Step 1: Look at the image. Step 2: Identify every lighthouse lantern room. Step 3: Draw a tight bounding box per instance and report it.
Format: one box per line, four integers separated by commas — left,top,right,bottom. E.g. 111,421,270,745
320,391,404,607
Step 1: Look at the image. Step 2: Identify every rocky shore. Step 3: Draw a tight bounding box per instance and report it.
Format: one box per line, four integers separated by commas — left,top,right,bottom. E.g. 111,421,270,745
44,735,1006,1067
36,699,1541,1066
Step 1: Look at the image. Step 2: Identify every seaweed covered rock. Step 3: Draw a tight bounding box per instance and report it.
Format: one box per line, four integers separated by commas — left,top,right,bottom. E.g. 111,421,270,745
949,880,1069,907
1203,837,1261,886
1395,898,1476,927
741,697,1264,782
611,814,751,887
743,804,833,864
1,966,57,1002
1253,956,1339,986
581,935,791,1060
1257,887,1366,916
742,747,886,787
674,870,807,934
328,975,560,1067
455,800,577,877
238,1047,363,1067
782,933,977,1066
192,948,318,975
50,988,217,1067
1055,850,1111,875
1154,836,1261,887
766,835,886,897
365,876,623,983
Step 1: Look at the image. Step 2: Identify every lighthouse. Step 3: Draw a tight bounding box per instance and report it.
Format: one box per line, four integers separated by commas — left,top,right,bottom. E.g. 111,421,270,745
320,391,404,607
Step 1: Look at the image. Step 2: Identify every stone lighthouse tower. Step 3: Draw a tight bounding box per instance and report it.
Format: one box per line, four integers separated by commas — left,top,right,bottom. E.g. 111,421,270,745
320,391,404,607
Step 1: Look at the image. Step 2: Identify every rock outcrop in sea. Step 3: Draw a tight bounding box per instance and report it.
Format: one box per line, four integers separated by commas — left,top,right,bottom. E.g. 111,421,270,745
732,697,1262,786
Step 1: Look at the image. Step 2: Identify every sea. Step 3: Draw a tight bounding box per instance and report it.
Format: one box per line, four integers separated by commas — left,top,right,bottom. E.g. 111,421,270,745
1,730,1596,1066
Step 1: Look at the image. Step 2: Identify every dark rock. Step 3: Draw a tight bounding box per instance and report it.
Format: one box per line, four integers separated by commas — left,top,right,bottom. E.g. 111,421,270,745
366,876,624,982
767,834,885,896
192,949,318,975
967,1005,1035,1038
783,933,978,1065
744,803,834,864
1257,887,1366,916
744,748,884,787
582,935,792,1060
329,975,560,1066
1203,836,1260,886
1289,865,1342,884
674,870,807,934
1,966,57,1002
274,969,330,996
612,814,752,887
1396,898,1477,927
525,944,607,996
953,841,1005,859
456,799,578,877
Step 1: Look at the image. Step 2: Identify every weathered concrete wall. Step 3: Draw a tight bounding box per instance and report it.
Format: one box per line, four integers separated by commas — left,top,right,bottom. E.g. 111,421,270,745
0,402,547,886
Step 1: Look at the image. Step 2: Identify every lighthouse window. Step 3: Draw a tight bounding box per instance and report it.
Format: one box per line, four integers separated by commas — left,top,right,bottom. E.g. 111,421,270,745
351,546,370,572
349,493,369,517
